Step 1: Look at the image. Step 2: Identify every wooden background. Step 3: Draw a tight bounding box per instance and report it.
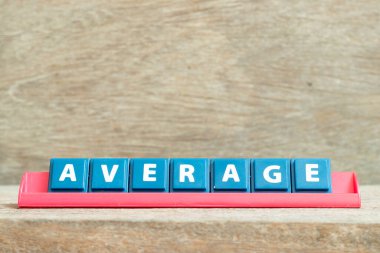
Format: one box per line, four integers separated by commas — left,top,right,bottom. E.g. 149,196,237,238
0,0,379,185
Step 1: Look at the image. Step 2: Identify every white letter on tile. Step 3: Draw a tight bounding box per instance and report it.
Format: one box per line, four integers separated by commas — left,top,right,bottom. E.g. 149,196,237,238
222,164,240,182
180,164,195,183
101,164,119,183
143,164,157,182
306,164,319,182
59,164,77,182
263,165,281,183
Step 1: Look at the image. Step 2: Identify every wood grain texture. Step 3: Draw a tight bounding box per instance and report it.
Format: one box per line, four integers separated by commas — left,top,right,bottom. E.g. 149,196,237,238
0,1,379,184
0,185,380,252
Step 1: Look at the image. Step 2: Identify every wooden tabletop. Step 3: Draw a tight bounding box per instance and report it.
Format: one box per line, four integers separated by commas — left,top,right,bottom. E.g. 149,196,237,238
1,185,379,252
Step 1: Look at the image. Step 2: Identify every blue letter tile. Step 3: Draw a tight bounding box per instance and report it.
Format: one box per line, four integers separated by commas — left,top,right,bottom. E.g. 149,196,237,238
89,158,129,192
49,158,89,192
171,158,210,192
253,158,291,192
212,158,250,192
292,158,331,192
130,158,169,192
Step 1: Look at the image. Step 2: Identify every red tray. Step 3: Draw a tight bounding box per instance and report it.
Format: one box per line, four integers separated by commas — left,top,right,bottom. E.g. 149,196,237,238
18,171,361,208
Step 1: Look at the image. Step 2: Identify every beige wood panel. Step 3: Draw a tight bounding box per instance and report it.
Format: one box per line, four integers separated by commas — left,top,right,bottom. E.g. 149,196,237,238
0,1,379,184
0,185,380,252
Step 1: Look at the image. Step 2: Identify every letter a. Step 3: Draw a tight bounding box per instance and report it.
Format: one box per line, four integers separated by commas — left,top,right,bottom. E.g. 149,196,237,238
59,164,77,182
222,164,240,182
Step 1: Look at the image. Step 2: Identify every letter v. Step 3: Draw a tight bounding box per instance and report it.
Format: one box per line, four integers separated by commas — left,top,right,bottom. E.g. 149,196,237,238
101,164,119,182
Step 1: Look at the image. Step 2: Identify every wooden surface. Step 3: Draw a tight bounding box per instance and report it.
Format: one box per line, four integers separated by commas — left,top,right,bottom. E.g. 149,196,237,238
0,185,379,252
0,1,380,185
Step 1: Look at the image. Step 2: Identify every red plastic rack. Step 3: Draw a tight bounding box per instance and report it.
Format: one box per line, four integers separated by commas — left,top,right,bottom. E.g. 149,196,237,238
18,171,361,208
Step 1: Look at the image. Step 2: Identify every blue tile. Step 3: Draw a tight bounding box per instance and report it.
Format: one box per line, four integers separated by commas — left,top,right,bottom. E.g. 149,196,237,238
171,158,210,192
292,158,331,192
130,158,169,192
212,158,250,192
89,158,129,192
48,158,89,192
253,158,291,192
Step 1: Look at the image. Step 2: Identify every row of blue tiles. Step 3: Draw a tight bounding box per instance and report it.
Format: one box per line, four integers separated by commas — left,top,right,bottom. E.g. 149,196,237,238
48,158,331,193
